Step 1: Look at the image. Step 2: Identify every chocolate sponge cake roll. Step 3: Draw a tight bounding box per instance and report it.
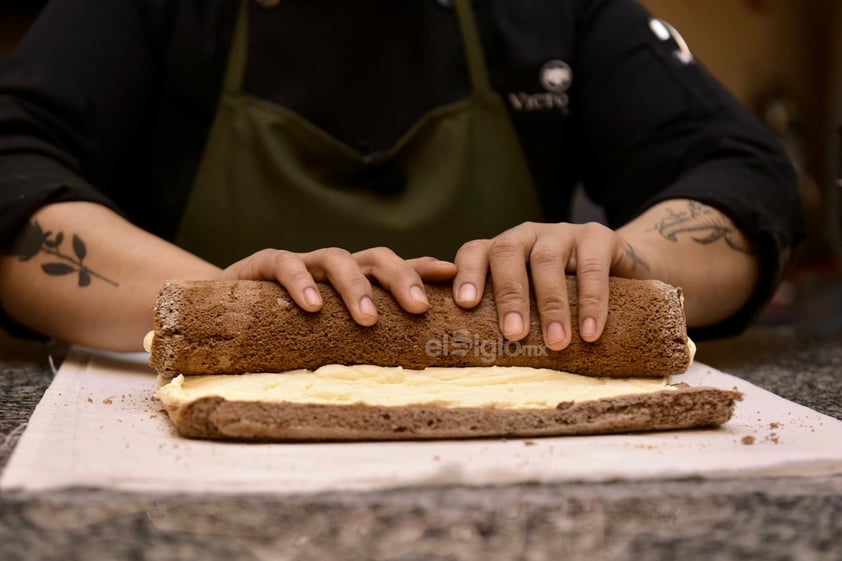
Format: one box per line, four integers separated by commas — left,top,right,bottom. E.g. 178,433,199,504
149,277,692,379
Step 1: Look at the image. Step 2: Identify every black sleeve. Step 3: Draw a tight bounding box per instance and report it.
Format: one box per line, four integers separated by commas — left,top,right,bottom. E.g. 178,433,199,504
570,0,805,338
0,0,174,248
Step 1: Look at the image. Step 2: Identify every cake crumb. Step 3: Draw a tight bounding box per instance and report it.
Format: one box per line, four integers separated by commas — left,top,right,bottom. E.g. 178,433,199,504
102,397,113,405
741,435,755,445
523,440,536,446
769,422,780,429
86,397,93,404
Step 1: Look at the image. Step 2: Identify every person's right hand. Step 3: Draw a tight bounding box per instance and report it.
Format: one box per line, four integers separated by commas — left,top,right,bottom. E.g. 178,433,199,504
218,247,457,326
452,221,654,351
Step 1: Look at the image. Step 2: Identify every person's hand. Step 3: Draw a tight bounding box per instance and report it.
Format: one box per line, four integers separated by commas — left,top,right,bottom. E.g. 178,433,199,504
452,222,656,350
218,247,457,326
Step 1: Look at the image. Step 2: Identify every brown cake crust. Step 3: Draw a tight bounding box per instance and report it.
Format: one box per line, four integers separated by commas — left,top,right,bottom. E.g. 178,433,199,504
150,278,690,379
162,386,742,441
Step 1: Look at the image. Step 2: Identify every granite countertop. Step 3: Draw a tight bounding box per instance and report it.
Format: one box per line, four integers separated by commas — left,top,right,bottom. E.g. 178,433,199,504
1,326,841,561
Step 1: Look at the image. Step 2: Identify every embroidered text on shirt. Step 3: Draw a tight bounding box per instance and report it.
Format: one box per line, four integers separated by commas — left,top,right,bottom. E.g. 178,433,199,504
508,59,572,114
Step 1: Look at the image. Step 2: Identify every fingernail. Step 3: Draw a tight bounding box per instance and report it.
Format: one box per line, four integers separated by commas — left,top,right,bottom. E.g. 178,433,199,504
360,296,377,317
546,322,565,345
304,287,322,307
458,283,477,303
410,285,428,305
581,317,596,340
503,312,524,338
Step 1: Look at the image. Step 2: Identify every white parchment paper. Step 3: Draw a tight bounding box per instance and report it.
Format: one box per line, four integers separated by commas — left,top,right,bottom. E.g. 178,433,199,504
3,350,841,494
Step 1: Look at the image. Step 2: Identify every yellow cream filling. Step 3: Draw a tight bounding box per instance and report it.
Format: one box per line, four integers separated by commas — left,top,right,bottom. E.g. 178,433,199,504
155,365,676,410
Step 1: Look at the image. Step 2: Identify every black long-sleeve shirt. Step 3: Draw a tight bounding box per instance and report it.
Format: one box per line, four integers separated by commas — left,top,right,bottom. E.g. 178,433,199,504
0,0,804,338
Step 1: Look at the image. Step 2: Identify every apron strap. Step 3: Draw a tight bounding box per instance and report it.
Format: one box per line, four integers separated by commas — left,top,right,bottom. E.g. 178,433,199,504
453,0,493,95
222,0,250,92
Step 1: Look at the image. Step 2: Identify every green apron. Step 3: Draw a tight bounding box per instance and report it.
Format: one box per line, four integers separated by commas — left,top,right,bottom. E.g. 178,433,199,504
176,0,544,266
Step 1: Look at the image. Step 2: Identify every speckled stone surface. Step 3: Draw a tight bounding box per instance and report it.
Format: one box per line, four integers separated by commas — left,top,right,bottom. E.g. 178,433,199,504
1,328,841,561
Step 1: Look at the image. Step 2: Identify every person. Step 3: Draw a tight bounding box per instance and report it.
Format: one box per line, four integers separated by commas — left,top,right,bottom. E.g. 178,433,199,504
0,0,803,353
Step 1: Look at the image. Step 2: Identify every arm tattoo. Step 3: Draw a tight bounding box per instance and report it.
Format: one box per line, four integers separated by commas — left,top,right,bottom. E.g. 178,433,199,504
624,243,651,273
651,201,752,253
5,220,119,287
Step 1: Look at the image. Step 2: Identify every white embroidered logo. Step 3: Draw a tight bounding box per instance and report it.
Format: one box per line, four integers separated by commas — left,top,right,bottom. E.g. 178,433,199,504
508,59,572,114
540,60,573,93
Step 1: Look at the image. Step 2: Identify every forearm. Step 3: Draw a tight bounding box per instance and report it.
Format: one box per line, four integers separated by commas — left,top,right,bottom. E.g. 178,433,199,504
0,202,220,351
618,199,760,328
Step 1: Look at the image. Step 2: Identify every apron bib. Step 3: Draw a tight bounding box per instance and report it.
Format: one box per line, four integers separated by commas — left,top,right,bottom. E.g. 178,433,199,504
176,0,544,266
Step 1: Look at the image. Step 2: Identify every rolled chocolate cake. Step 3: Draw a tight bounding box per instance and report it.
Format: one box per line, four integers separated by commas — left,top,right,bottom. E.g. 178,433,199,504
149,277,692,379
157,382,740,441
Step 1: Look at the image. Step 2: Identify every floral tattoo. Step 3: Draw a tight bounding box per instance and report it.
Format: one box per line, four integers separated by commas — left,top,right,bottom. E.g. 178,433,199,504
6,220,118,287
651,201,752,253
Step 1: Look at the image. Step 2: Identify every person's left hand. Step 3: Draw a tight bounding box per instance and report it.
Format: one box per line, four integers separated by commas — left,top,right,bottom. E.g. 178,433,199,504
452,221,656,351
219,247,457,326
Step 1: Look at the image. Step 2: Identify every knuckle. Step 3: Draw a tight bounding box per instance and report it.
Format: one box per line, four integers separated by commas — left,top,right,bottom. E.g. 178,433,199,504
344,274,372,294
354,246,400,273
489,236,522,259
577,291,605,309
457,239,490,256
576,257,606,277
369,245,395,255
271,249,301,268
350,247,373,262
321,246,352,260
529,246,561,271
582,221,607,233
284,269,313,285
360,246,397,261
494,280,526,307
539,294,569,316
252,248,279,260
389,265,421,287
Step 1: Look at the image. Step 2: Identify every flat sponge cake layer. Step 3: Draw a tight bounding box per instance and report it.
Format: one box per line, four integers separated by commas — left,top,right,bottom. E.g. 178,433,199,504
156,369,741,441
149,278,692,379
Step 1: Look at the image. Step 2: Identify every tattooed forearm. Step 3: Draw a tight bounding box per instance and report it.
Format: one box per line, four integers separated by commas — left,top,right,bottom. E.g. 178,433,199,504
5,221,118,287
624,243,651,273
651,201,752,253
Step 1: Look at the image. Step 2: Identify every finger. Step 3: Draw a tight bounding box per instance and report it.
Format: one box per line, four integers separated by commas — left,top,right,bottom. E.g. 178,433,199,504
529,234,573,351
354,247,430,314
302,247,378,326
452,239,491,308
406,256,458,282
220,249,323,312
572,223,615,342
488,224,537,341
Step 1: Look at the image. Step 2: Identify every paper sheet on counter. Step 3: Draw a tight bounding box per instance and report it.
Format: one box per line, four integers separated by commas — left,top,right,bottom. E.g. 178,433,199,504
3,350,842,494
